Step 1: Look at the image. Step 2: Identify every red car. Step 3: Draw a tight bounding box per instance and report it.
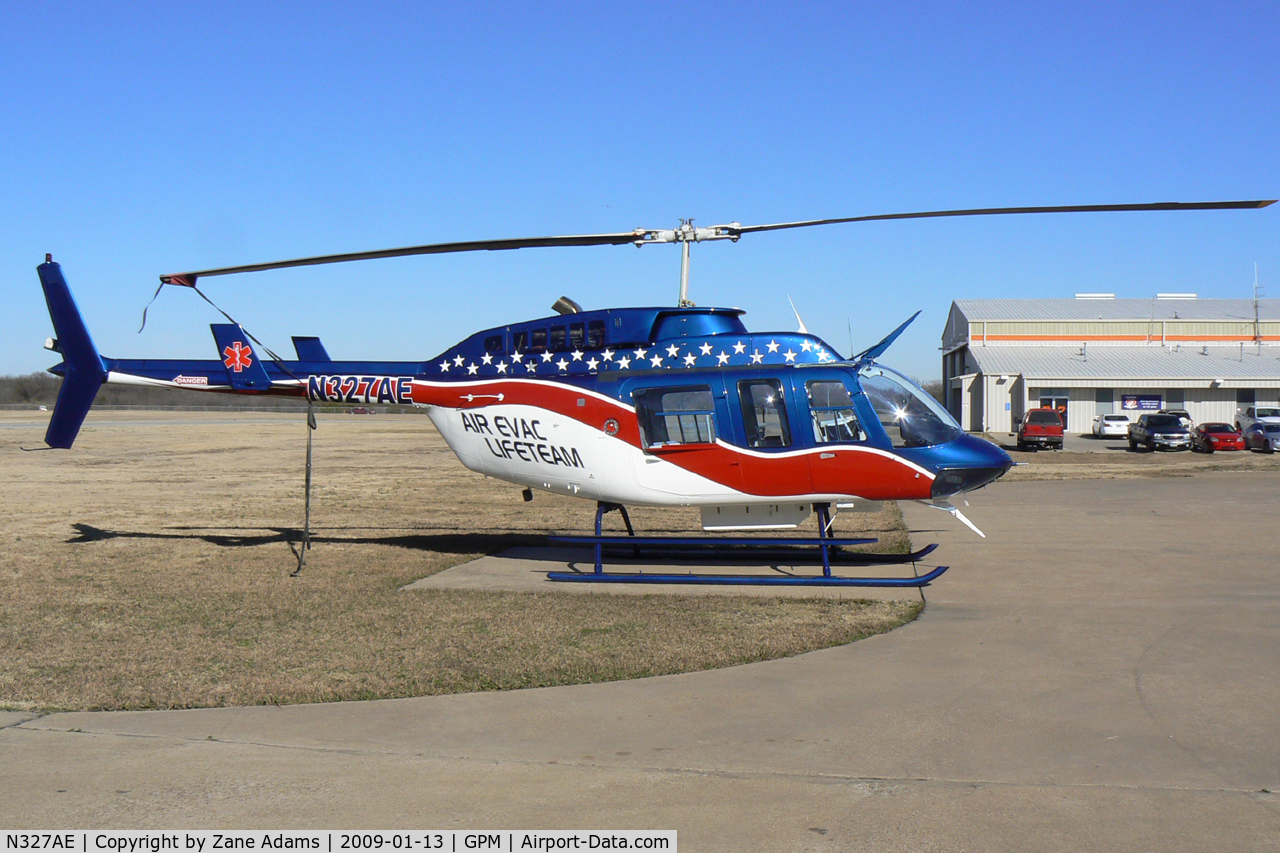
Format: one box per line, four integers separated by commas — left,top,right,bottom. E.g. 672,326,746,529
1016,408,1064,451
1191,422,1244,452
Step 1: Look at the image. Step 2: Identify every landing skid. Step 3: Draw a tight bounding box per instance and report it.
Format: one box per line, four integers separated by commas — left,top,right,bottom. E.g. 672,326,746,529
545,502,947,587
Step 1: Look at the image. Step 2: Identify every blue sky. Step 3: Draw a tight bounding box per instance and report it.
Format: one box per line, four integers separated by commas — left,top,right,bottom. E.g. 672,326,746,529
3,1,1277,382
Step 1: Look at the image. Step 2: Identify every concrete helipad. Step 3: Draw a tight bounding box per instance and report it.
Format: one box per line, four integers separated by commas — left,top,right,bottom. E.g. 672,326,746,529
4,472,1279,850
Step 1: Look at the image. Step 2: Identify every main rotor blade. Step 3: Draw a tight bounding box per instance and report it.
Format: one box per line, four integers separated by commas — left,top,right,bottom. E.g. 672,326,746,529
159,199,1275,284
159,231,646,284
724,200,1276,237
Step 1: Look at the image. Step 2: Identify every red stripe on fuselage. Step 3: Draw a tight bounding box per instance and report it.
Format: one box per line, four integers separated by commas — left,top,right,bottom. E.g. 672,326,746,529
408,379,934,501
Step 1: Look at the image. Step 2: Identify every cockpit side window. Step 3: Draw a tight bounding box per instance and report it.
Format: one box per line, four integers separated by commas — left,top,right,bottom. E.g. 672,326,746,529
738,379,792,448
806,380,866,443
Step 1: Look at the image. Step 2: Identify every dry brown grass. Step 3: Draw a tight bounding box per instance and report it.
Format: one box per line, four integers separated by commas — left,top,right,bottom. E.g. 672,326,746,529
0,411,919,712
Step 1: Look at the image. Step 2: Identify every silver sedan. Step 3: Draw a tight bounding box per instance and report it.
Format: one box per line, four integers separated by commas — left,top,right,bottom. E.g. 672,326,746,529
1244,423,1280,453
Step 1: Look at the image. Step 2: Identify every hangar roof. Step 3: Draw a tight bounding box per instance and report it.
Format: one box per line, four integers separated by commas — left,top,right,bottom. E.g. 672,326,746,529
968,345,1280,381
952,298,1280,323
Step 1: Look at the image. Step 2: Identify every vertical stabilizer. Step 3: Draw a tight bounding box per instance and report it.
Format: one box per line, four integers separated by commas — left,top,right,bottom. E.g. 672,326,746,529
211,323,273,390
38,259,107,448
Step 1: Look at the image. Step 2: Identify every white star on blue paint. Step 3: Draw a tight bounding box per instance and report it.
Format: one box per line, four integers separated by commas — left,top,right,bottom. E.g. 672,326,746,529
801,340,813,352
650,354,664,367
767,340,780,353
633,347,648,360
784,349,797,363
587,357,600,370
732,341,746,354
453,355,466,367
438,360,450,372
524,361,538,373
496,362,508,374
666,344,680,357
466,363,479,375
699,342,713,356
618,355,632,369
511,351,524,363
571,350,584,361
481,353,493,365
716,351,730,365
541,351,554,362
602,348,615,361
750,351,763,364
683,353,696,366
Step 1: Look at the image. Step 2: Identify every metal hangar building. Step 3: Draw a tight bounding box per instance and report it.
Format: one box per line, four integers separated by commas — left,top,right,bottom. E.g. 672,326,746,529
942,294,1280,434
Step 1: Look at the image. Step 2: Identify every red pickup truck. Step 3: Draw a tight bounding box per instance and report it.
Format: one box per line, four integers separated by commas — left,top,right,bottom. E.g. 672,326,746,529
1016,408,1064,451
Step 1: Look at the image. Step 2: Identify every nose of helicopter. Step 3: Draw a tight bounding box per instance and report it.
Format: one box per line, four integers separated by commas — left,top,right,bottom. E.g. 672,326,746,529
928,433,1014,499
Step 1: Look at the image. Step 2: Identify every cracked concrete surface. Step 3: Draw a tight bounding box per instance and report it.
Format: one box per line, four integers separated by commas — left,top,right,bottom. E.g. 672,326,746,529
4,473,1280,851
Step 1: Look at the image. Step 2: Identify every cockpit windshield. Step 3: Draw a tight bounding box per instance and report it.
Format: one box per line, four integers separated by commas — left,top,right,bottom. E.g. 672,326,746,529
857,365,963,448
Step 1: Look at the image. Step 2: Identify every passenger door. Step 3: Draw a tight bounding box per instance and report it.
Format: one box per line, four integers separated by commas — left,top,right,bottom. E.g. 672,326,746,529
797,372,872,495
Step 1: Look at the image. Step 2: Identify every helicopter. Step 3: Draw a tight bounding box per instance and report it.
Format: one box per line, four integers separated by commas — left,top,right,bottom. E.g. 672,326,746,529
37,200,1274,585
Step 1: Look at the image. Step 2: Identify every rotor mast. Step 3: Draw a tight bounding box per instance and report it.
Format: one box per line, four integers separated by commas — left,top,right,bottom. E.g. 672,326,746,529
634,219,742,307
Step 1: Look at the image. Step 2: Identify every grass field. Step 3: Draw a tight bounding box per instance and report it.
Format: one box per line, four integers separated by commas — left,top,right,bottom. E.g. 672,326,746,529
0,410,921,712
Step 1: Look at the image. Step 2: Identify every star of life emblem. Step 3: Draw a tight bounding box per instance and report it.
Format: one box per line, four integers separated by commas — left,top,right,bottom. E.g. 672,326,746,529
223,341,254,372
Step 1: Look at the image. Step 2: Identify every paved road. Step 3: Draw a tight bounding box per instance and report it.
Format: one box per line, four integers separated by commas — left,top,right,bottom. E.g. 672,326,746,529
4,473,1278,850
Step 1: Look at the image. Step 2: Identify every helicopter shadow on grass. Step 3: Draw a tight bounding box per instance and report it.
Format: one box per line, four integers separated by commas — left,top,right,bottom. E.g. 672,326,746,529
65,522,544,556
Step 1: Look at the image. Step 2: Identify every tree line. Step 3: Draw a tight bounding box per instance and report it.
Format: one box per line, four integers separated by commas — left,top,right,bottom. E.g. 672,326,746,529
0,373,310,409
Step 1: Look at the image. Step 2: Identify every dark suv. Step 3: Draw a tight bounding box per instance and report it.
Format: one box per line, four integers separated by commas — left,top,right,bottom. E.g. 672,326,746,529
1128,413,1191,451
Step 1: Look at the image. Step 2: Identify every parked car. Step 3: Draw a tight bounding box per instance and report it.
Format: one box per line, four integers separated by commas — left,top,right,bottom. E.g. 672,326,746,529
1191,422,1244,453
1157,408,1193,429
1236,406,1280,432
347,406,377,414
1128,413,1191,451
1243,423,1280,453
1017,408,1064,451
1091,413,1131,438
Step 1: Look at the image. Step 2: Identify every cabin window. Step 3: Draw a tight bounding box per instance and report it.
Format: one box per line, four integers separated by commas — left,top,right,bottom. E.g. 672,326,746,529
483,335,504,353
549,325,567,351
588,320,606,348
530,328,548,352
806,380,865,443
738,379,791,448
635,386,717,448
512,330,529,352
568,323,585,350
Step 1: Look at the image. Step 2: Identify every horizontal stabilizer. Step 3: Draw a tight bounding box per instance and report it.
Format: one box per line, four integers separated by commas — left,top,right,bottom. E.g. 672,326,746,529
292,336,331,361
39,260,106,448
211,324,273,390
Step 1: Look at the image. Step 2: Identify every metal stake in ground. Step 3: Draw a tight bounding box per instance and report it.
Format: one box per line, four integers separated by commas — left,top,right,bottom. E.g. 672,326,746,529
292,403,317,577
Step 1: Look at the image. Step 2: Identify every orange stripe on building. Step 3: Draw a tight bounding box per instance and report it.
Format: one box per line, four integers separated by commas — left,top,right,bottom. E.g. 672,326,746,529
982,334,1280,343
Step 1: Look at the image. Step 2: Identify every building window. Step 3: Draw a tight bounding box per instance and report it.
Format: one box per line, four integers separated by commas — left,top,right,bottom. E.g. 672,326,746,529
1237,389,1256,406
